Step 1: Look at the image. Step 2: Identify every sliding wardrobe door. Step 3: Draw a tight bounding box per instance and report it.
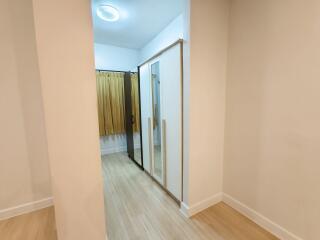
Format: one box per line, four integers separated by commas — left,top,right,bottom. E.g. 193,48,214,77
139,64,152,173
139,42,183,202
160,44,182,201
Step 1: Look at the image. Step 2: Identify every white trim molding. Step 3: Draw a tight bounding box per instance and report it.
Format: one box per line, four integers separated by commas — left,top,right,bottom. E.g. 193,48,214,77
180,202,190,218
180,192,223,217
223,193,303,240
101,146,127,155
0,197,53,221
101,144,141,156
100,133,141,156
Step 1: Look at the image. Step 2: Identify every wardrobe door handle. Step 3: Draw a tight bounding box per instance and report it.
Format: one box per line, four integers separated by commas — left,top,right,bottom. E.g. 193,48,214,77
148,117,153,174
162,119,167,188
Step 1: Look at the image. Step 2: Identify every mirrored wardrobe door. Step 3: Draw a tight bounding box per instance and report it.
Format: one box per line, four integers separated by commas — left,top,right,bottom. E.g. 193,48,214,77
150,60,164,184
139,64,152,174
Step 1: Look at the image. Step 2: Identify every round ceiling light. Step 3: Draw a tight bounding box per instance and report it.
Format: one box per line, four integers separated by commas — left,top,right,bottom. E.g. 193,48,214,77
96,5,120,22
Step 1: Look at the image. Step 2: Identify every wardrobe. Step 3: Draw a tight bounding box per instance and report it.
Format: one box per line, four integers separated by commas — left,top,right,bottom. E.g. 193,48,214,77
139,42,182,201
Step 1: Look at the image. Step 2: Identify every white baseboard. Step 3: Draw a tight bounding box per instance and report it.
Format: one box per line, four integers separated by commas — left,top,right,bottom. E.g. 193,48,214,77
180,192,223,217
0,197,53,221
223,193,303,240
180,202,190,218
101,145,141,156
101,146,127,155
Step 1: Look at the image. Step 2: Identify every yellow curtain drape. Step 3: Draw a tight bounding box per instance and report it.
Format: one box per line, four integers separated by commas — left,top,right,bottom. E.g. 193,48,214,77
131,73,140,132
96,71,125,136
96,71,140,136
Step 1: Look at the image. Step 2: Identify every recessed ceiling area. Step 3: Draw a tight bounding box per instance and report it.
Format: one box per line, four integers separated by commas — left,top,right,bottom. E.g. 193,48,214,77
91,0,185,49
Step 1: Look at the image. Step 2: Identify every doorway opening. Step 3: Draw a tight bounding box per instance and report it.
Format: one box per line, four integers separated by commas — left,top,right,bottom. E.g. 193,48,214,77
96,69,143,169
90,0,185,238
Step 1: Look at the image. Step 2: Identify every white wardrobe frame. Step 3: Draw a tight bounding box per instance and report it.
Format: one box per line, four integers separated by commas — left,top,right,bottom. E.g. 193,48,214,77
139,39,183,203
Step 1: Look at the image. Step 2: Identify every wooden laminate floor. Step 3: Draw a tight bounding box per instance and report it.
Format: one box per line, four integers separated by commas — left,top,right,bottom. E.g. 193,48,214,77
0,207,57,240
102,152,279,240
0,152,278,240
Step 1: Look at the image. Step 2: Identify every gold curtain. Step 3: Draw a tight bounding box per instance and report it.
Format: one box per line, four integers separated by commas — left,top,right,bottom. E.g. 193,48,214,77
131,73,140,132
96,71,140,136
96,71,125,136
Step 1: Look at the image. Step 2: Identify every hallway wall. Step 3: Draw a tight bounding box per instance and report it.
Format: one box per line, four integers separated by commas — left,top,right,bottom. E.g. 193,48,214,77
32,0,107,238
224,0,320,239
94,43,139,72
0,0,52,217
139,14,184,63
186,0,230,208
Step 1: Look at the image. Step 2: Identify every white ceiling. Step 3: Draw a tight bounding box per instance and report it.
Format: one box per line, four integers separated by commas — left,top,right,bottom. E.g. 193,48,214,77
91,0,185,49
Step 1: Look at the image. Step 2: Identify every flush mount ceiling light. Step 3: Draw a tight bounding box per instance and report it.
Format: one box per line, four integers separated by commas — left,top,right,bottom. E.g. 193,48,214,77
96,5,120,22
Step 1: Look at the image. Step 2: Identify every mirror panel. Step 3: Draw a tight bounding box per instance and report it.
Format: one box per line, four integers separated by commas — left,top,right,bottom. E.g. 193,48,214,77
151,61,162,181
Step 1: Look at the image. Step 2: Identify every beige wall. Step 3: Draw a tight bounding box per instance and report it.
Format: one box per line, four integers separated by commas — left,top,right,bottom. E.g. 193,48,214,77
224,0,320,239
32,0,107,239
187,0,230,206
0,0,51,211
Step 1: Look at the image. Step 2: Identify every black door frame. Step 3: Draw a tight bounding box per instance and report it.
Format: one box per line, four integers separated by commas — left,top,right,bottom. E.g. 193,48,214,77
124,72,135,161
137,67,144,170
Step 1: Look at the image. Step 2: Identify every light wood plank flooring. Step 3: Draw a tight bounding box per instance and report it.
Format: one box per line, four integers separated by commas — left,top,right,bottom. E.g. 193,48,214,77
0,152,278,240
0,207,57,240
102,152,278,240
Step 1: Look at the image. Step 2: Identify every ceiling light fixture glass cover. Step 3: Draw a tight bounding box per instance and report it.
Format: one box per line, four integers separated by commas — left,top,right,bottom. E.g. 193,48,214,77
96,5,120,22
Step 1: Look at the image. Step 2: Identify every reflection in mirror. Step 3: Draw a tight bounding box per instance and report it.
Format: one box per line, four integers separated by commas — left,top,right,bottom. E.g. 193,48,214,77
151,62,162,180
